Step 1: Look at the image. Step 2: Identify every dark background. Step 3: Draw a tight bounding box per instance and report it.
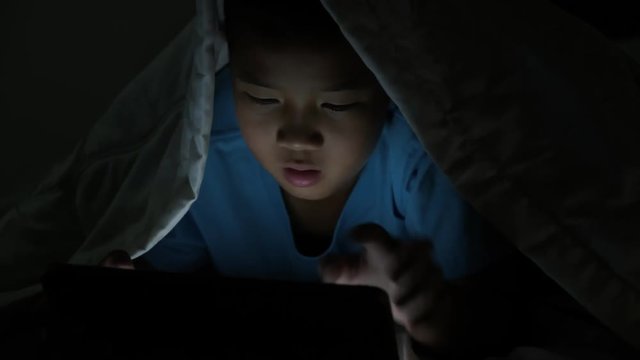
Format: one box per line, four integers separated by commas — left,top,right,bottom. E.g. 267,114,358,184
0,1,638,214
0,1,195,213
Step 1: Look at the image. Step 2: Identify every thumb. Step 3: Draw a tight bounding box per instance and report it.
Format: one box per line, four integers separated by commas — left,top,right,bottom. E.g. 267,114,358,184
99,250,135,270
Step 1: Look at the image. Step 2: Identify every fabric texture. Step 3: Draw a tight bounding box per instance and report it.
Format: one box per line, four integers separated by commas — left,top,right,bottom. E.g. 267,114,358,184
0,0,226,303
0,0,638,352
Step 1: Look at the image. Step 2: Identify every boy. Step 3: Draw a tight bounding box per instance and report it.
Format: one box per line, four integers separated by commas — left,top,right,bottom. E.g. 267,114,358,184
116,0,510,355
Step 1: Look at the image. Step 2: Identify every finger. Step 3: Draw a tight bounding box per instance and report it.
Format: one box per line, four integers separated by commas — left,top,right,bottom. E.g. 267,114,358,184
399,250,438,293
351,223,397,271
404,289,455,347
396,269,443,315
389,242,431,282
390,241,432,281
392,259,432,306
391,248,443,316
318,254,363,284
398,283,446,332
100,250,135,270
389,242,434,301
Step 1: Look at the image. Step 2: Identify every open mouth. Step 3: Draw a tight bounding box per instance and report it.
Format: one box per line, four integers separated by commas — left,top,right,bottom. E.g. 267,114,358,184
283,167,322,187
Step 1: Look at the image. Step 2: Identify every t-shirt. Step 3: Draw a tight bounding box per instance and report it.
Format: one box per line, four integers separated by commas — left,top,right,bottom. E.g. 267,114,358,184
142,67,502,282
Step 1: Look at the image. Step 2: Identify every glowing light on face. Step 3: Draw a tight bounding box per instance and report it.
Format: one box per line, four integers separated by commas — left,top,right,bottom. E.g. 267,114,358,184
231,44,389,203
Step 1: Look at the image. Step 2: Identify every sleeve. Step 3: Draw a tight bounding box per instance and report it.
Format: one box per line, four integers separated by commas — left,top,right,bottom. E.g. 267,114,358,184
402,149,507,280
140,211,213,273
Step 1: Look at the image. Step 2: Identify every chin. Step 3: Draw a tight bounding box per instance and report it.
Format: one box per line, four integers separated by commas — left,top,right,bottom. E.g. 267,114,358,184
282,185,331,202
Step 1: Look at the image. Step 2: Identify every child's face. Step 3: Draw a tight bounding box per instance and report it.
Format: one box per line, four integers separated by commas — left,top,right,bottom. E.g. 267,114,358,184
231,43,389,201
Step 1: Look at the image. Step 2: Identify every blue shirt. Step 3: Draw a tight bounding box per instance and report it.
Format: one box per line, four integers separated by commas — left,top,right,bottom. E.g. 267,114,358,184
143,67,501,281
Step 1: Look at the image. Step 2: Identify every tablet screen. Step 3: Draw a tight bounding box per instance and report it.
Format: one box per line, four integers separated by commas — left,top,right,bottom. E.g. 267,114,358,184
41,264,399,360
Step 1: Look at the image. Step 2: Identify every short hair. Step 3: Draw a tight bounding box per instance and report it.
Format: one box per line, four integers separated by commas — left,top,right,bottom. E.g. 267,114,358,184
223,0,348,52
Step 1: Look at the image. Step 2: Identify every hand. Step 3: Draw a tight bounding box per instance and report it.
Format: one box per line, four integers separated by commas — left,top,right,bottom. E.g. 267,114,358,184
319,223,458,348
99,249,135,270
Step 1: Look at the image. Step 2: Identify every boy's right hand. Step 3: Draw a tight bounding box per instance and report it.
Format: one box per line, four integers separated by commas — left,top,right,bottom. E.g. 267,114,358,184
319,224,458,349
99,250,135,270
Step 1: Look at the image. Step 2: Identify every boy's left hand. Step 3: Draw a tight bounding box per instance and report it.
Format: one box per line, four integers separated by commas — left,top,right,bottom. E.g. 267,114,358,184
99,250,136,270
319,223,458,348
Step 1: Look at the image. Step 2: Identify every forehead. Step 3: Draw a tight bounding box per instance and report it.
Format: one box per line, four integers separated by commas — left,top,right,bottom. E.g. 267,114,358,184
230,42,376,91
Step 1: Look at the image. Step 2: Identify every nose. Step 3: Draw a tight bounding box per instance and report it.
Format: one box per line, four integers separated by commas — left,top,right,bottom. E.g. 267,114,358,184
277,119,323,151
277,126,323,151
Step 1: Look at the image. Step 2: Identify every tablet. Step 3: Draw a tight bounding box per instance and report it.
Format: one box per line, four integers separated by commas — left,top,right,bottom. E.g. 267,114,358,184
41,264,399,360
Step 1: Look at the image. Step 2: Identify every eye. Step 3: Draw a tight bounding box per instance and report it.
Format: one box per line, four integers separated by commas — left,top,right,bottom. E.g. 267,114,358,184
244,92,279,105
322,103,359,112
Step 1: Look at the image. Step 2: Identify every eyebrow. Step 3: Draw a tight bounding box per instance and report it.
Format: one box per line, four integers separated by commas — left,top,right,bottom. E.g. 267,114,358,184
321,80,367,92
236,71,367,92
236,72,274,89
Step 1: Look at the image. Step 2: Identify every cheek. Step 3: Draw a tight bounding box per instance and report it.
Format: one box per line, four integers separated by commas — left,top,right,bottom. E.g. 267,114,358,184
326,113,384,164
235,107,276,158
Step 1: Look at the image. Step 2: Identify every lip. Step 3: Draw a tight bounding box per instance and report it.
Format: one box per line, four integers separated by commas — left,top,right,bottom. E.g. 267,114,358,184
283,167,322,187
283,162,320,171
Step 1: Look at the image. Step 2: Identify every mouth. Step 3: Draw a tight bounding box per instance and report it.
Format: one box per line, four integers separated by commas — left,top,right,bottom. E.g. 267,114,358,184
284,162,320,171
283,166,322,187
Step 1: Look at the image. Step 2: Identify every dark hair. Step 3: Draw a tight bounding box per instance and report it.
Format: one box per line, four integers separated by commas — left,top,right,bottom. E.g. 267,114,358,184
223,0,348,52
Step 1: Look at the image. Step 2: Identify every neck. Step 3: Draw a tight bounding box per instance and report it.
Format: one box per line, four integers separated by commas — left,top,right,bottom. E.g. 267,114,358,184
282,185,353,238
